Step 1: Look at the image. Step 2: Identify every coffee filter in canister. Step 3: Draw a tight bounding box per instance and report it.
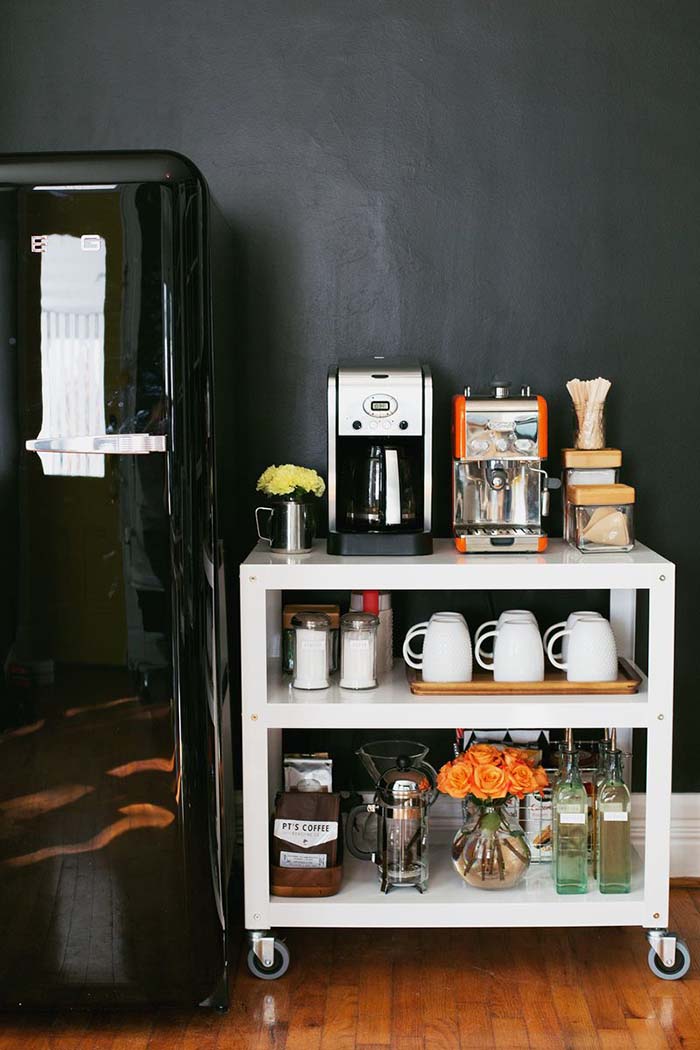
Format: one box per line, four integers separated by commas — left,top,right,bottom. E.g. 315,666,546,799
582,508,630,547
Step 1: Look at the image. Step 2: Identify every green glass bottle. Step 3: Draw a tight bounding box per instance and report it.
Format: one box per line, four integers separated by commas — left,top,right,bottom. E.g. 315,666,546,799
597,747,631,893
553,746,588,894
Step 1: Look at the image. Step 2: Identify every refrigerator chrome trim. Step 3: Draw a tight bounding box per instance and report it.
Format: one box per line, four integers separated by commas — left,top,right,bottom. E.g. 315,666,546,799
25,434,168,454
33,183,119,191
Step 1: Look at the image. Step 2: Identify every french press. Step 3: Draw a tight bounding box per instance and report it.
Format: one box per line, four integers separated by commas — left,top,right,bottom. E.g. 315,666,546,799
347,743,438,893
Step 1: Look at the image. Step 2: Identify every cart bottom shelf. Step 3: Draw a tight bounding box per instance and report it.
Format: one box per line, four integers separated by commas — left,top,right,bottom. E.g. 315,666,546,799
267,842,646,928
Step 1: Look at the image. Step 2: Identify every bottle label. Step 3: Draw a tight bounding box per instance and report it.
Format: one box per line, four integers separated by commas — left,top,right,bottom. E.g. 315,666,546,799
601,807,629,822
559,812,586,824
273,819,338,848
280,850,327,869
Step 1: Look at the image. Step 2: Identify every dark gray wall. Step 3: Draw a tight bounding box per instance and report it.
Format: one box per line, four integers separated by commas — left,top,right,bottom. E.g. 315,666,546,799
2,1,699,787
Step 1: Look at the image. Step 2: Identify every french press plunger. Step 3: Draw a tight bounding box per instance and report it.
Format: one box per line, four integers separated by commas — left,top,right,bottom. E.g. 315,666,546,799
347,742,438,893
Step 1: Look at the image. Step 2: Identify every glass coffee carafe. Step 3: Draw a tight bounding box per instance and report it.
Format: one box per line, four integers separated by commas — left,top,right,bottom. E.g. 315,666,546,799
347,741,438,893
338,442,420,532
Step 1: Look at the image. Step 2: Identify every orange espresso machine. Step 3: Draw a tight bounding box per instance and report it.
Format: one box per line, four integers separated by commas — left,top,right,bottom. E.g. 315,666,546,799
452,381,557,553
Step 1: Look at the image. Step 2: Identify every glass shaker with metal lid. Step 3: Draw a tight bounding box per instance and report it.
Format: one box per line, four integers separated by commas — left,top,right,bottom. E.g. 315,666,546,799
340,611,379,689
346,751,438,893
290,611,330,690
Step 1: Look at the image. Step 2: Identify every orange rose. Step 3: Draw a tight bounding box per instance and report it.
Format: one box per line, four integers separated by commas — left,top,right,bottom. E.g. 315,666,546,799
507,763,538,797
437,763,453,794
437,760,473,798
445,762,474,798
503,747,540,768
471,763,508,800
533,765,550,790
469,744,501,766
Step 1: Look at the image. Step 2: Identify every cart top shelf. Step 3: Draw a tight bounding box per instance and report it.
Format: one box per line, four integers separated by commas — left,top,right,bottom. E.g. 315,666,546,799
241,538,674,590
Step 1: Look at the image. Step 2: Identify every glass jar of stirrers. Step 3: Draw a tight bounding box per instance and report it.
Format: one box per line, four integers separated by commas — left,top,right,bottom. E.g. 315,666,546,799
573,404,606,450
567,377,611,450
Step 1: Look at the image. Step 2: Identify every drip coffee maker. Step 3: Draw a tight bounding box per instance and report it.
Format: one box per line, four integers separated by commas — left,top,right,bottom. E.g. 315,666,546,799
347,740,438,893
327,361,433,555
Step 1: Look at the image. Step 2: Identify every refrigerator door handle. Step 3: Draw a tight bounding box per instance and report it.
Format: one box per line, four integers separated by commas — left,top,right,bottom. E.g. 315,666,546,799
25,434,168,455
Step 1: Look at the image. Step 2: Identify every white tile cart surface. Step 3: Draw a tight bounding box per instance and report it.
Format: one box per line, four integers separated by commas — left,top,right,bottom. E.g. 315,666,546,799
240,539,689,980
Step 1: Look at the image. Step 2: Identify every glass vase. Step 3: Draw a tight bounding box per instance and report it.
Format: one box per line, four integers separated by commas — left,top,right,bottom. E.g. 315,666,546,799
451,802,531,890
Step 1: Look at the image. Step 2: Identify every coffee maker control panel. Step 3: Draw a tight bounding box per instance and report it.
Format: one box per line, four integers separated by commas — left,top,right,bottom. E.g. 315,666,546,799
336,365,424,437
362,394,398,418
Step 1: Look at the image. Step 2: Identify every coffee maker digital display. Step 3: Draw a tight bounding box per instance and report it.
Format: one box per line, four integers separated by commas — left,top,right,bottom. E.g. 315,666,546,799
327,361,433,556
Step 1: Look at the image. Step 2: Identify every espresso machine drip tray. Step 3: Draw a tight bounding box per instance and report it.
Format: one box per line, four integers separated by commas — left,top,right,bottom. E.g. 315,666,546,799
459,526,546,552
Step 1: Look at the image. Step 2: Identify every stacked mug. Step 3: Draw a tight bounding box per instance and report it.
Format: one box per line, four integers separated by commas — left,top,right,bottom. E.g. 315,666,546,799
474,611,544,682
402,612,472,682
544,611,618,682
402,609,618,684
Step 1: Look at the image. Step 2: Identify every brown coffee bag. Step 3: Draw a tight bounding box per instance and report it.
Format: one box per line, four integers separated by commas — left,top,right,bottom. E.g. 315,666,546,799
272,792,341,869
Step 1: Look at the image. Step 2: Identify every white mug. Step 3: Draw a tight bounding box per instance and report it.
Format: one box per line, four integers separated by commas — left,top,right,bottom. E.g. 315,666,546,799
402,612,472,682
546,615,618,682
474,616,545,682
544,611,601,663
475,611,537,657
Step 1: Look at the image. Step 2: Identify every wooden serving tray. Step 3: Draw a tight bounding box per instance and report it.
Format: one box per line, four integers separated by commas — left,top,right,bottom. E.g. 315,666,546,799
406,658,641,696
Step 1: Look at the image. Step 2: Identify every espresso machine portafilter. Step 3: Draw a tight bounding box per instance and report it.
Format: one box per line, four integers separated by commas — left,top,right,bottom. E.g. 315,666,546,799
452,380,559,553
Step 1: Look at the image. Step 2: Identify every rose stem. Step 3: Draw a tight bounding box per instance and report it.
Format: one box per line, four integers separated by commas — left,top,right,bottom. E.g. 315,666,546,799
496,836,506,880
502,837,529,865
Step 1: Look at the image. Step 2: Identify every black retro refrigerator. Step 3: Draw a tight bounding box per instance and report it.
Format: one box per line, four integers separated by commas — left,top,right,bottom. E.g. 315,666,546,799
0,153,235,1006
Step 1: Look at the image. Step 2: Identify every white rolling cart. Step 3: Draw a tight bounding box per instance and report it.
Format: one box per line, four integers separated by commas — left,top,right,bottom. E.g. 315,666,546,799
240,539,688,980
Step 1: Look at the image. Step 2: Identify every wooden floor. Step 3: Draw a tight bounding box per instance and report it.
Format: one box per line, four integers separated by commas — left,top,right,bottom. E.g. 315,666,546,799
1,889,700,1049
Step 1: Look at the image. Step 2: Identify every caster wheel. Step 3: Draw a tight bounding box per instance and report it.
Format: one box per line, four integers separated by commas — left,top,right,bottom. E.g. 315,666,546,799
647,940,691,981
247,940,290,980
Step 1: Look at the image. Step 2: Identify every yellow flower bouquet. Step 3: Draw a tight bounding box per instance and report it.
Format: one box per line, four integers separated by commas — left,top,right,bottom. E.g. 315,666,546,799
256,464,326,502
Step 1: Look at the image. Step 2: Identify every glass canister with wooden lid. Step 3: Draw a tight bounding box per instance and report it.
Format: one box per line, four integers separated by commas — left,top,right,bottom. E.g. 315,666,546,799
562,449,622,542
567,483,635,553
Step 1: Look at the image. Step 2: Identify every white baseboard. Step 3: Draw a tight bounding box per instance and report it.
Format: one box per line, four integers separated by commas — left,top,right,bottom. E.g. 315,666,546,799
633,793,700,879
430,793,700,879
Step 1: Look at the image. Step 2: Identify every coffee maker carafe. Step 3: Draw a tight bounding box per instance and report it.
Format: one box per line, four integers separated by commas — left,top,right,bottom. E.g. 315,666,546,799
347,442,418,530
347,741,438,894
327,361,433,555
